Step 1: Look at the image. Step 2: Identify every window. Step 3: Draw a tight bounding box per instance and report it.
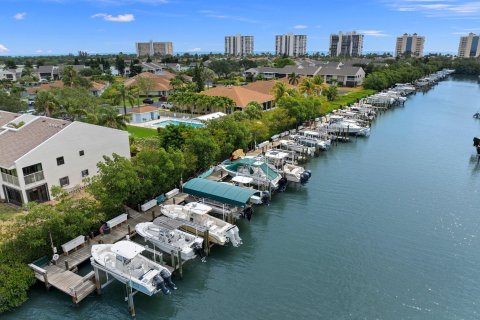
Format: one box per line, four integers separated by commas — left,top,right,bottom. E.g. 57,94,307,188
81,169,89,178
79,150,85,156
56,157,65,166
59,176,69,187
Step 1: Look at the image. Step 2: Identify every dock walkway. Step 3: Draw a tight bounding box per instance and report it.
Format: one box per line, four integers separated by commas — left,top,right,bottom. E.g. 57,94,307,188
29,194,187,304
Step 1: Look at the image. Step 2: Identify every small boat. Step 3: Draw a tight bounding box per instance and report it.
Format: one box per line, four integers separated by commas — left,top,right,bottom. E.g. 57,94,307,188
264,150,311,184
326,115,370,136
160,202,242,247
135,222,204,261
91,241,176,296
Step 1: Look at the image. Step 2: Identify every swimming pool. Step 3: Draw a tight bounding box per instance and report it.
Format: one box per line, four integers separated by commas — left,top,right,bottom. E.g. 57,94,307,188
152,120,205,128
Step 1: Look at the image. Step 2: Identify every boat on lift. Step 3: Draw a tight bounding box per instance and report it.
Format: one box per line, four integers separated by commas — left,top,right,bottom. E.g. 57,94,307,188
91,240,176,296
135,222,204,261
160,202,242,247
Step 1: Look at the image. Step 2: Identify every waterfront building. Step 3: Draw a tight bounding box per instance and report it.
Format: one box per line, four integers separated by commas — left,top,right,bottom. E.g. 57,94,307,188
329,31,364,57
275,34,307,57
225,34,254,56
124,71,186,97
0,111,130,205
136,41,174,57
395,33,425,58
458,33,480,58
245,61,365,87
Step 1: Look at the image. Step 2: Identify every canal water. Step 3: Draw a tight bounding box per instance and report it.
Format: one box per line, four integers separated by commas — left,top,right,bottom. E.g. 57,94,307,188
6,76,480,319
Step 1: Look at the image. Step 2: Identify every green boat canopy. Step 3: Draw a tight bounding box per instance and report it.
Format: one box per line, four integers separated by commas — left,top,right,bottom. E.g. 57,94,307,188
183,178,257,207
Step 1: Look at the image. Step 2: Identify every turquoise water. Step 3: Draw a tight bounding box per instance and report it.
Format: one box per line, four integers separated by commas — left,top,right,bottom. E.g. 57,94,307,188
152,120,204,128
5,77,480,319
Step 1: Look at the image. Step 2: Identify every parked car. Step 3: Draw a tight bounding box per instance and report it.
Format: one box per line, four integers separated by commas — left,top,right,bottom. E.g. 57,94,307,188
142,98,154,104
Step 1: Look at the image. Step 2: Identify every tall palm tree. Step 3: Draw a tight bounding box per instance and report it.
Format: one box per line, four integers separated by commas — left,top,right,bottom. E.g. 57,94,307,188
271,81,288,103
311,74,327,95
288,72,300,85
112,83,135,118
298,78,315,96
62,66,77,88
94,106,130,130
35,91,59,117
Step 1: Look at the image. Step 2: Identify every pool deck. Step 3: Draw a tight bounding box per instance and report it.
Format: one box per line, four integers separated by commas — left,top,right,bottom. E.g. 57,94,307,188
129,116,204,129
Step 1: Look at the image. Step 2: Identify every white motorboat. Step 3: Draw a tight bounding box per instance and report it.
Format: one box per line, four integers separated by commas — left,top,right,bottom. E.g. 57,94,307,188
91,241,176,296
264,150,311,184
160,202,242,247
327,116,370,136
135,222,204,261
278,139,316,156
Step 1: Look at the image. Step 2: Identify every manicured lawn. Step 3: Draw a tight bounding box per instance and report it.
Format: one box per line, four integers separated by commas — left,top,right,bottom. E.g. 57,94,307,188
321,89,376,115
0,203,24,221
127,125,158,138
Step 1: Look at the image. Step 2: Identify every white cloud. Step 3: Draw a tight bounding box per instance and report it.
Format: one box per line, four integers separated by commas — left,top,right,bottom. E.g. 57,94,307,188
385,0,480,17
294,24,308,29
358,30,390,37
14,12,27,20
188,48,202,52
0,44,9,53
92,13,135,22
35,49,44,53
199,10,260,24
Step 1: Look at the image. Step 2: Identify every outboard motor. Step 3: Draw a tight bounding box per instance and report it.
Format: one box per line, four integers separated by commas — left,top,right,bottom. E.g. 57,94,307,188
300,170,312,184
226,227,242,247
160,269,177,290
193,243,205,260
153,274,170,295
261,192,270,205
244,206,254,221
474,137,480,147
278,177,288,192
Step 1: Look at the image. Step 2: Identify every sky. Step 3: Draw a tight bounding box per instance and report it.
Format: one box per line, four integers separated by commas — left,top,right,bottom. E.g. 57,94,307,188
1,0,480,56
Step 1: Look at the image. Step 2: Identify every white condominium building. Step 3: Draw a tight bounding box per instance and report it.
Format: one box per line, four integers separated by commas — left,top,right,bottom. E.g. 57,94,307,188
458,33,480,58
329,31,364,57
136,41,174,57
225,34,254,56
0,111,130,205
395,33,425,58
275,34,307,57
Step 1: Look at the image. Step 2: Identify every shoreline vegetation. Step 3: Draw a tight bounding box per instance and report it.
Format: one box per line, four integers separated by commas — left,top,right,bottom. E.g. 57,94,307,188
1,56,480,313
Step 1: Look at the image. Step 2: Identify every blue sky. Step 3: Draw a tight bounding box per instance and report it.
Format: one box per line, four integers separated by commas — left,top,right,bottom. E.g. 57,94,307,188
1,0,480,55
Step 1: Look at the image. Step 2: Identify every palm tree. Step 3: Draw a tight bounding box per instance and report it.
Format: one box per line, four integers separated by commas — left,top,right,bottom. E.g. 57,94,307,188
95,106,130,130
112,83,135,118
288,72,300,85
62,66,77,88
298,78,315,96
35,91,59,117
271,81,288,103
169,78,183,91
311,75,327,95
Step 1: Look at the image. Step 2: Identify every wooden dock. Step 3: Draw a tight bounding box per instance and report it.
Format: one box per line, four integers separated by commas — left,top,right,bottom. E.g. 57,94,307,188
28,194,187,305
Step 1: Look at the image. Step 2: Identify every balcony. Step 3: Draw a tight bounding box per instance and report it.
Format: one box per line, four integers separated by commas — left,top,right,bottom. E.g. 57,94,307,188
24,171,45,185
1,172,20,187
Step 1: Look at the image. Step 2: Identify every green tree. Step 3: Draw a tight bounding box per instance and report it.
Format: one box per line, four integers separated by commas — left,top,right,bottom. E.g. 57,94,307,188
35,90,59,117
3,60,17,70
272,81,288,102
0,90,25,113
288,72,300,85
323,84,338,101
111,83,135,117
88,154,142,215
273,57,295,68
244,101,263,120
184,130,220,171
192,64,205,92
62,66,77,88
115,54,126,76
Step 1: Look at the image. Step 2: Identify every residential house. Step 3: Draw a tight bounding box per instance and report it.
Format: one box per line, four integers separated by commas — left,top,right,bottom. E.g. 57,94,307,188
129,106,160,123
0,69,20,81
125,71,186,97
201,86,274,111
36,66,60,81
25,80,110,98
245,61,365,87
0,111,130,205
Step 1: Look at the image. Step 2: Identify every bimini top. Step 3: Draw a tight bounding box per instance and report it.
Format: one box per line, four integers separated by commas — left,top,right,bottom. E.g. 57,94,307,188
183,178,257,207
112,241,145,260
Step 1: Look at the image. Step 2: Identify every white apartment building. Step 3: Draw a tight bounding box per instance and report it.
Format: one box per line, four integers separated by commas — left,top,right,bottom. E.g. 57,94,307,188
225,34,254,56
395,33,425,58
329,31,364,57
458,33,480,58
0,111,130,205
275,34,307,57
136,41,174,57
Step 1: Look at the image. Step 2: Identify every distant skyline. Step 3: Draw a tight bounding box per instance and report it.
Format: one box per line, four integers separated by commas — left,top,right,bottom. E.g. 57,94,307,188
1,0,480,56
